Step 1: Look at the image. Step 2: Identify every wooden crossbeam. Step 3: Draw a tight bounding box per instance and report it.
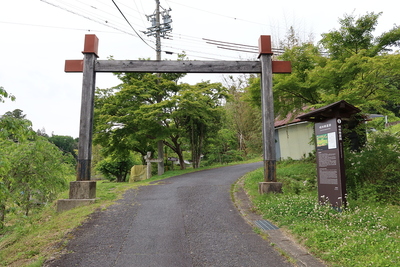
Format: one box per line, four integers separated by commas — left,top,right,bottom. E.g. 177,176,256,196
65,60,291,74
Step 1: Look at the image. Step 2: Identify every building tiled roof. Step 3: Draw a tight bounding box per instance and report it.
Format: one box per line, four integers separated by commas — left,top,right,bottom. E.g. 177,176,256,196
274,113,303,127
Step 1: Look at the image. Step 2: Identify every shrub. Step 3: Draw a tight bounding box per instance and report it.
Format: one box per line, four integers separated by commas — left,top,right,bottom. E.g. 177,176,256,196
276,157,317,194
345,131,400,204
96,156,135,182
0,137,71,227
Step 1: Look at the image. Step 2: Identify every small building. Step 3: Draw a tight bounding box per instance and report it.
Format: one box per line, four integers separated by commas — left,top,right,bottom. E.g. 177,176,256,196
274,113,314,160
274,101,367,160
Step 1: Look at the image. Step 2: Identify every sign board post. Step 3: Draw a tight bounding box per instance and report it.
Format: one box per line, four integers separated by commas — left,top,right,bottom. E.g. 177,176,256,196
297,100,361,208
168,157,178,171
315,118,346,207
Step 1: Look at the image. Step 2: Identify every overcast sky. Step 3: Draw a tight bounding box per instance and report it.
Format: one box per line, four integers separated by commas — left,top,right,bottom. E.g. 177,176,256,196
0,0,398,137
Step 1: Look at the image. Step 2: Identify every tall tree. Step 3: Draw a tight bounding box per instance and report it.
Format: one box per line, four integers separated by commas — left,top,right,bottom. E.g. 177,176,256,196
223,75,263,156
0,113,70,227
94,72,228,169
320,12,400,60
94,73,180,164
175,81,228,168
248,12,400,118
316,12,400,114
3,137,69,216
96,153,135,182
311,52,400,114
0,86,15,103
4,109,25,119
0,110,35,141
48,135,78,160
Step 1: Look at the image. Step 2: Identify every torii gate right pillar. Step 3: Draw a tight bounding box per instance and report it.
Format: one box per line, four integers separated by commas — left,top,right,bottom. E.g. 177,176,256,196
258,36,288,194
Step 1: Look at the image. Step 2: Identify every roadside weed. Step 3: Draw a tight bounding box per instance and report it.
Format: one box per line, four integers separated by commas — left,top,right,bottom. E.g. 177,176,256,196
244,167,400,267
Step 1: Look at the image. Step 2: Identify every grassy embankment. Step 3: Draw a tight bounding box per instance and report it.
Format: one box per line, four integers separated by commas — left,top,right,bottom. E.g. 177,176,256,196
243,159,400,267
2,156,399,266
0,158,261,267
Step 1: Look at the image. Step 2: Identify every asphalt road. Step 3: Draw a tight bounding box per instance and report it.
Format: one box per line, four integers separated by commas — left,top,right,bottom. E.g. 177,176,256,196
47,162,292,267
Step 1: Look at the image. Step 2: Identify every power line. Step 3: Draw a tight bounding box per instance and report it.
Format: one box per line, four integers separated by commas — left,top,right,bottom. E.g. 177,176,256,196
132,0,148,27
160,43,243,60
40,0,147,37
165,0,267,27
164,0,313,37
40,0,156,51
111,0,155,51
0,21,115,33
55,0,123,27
40,0,140,38
203,38,285,55
203,38,258,50
166,34,256,57
107,0,148,25
39,0,282,61
38,1,228,59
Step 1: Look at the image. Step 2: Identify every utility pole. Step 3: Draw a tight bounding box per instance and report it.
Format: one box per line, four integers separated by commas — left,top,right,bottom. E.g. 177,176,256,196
144,1,173,175
155,0,161,60
143,1,172,57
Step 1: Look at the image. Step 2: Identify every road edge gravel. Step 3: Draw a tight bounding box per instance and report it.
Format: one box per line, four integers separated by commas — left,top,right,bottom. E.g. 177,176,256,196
232,176,327,267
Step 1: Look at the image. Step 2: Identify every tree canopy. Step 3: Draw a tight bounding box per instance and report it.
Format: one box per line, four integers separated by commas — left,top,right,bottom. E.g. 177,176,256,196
93,12,400,177
0,86,15,103
94,71,228,170
249,12,400,119
48,135,78,160
320,12,400,59
0,110,72,227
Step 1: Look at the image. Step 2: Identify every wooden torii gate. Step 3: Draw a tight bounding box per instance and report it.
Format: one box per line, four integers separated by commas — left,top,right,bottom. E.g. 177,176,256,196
57,34,291,211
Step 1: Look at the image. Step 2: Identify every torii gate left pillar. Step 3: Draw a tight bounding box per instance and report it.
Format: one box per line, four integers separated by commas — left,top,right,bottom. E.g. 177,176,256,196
57,35,98,212
258,35,283,194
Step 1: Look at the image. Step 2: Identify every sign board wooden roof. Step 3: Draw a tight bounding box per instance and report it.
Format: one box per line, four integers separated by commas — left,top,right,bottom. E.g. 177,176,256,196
296,100,361,122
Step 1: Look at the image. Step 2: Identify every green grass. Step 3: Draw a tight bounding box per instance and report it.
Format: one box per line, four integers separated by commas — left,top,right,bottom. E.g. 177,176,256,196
0,158,262,266
0,178,141,267
243,160,400,267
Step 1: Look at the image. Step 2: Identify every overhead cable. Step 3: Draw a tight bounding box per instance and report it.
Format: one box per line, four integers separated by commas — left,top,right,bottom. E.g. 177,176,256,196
165,0,267,27
40,0,140,38
0,20,115,33
111,0,155,51
40,0,284,60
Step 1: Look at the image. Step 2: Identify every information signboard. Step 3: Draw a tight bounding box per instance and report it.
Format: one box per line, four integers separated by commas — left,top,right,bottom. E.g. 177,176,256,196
315,118,346,207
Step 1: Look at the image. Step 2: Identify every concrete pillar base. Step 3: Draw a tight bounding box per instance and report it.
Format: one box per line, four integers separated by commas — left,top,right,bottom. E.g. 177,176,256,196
57,181,97,212
259,182,283,194
57,199,95,212
69,181,96,199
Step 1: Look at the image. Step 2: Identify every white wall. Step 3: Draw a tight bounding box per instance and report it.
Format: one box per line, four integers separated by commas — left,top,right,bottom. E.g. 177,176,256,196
276,122,315,160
